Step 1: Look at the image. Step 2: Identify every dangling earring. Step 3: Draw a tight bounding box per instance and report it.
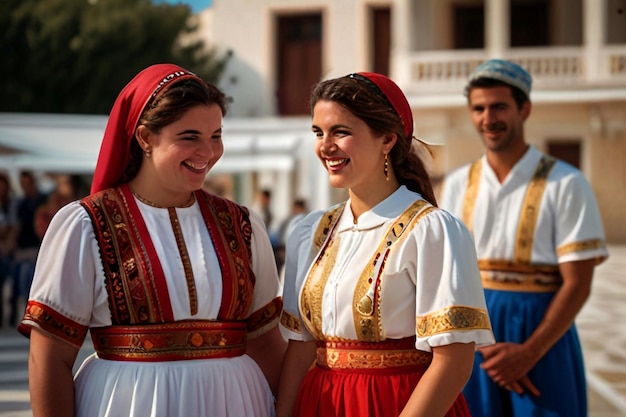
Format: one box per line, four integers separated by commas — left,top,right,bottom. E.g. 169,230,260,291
144,147,152,158
384,153,389,181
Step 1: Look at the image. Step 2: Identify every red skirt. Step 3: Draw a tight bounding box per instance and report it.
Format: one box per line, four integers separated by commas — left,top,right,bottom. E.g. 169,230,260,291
293,338,471,417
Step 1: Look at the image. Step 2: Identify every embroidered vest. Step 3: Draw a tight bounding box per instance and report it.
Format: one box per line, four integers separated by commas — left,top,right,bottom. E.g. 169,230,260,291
80,184,254,324
301,199,436,342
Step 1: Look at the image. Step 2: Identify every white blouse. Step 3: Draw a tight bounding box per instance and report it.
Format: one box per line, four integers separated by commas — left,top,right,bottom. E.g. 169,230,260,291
280,186,494,352
440,145,609,265
27,197,281,336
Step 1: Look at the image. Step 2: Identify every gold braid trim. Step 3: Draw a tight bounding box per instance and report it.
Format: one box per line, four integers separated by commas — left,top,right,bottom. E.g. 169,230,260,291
280,309,302,333
514,155,557,263
478,259,562,292
316,337,432,370
462,159,482,235
416,305,491,338
556,239,607,264
300,203,345,340
167,207,198,315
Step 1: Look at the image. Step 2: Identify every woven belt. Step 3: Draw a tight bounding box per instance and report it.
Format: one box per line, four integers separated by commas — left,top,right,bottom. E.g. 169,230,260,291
479,260,562,293
316,337,432,370
90,320,246,362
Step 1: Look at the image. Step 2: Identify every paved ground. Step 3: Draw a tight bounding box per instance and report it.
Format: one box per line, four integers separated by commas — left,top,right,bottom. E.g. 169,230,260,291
577,244,626,416
0,245,625,416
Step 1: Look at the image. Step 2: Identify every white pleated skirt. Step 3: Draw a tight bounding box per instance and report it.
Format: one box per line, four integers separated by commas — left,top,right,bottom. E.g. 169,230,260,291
74,353,275,417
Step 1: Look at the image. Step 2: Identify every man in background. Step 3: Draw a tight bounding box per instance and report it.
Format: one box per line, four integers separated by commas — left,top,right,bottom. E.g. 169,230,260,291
440,59,609,417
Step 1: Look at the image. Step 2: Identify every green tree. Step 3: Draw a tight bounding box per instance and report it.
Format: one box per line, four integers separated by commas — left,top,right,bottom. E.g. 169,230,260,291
0,0,229,114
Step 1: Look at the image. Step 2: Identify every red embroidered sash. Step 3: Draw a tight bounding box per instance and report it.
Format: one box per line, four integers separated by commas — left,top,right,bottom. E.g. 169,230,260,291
90,320,247,361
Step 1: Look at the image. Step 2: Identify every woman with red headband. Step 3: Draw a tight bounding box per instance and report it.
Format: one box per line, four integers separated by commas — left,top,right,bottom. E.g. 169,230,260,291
19,64,286,417
275,73,494,417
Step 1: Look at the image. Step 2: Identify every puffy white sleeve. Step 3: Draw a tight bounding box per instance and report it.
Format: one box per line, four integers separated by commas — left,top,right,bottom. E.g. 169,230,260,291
553,170,609,264
408,209,494,351
278,210,322,342
20,201,112,347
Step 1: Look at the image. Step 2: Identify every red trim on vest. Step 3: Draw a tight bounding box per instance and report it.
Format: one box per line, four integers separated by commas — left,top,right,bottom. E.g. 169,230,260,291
80,186,172,323
197,192,255,320
119,184,175,321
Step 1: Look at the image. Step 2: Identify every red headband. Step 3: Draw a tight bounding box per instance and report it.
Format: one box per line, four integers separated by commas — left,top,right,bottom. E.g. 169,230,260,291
90,63,201,193
356,72,413,140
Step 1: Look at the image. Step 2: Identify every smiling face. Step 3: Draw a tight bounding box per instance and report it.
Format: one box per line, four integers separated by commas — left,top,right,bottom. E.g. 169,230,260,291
468,85,530,157
312,100,396,197
134,104,223,204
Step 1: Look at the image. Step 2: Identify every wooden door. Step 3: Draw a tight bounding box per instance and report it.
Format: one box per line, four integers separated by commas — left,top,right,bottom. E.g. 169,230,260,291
372,7,391,75
547,140,581,169
276,14,322,116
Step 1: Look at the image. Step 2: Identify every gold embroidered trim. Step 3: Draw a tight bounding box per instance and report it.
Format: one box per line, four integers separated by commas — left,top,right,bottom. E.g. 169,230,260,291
478,259,560,274
280,309,302,333
514,155,557,263
481,276,561,292
353,200,434,342
462,159,482,234
313,203,345,251
478,259,562,292
168,207,198,315
300,204,345,340
301,200,437,342
556,239,607,260
416,306,491,337
316,337,432,370
303,237,340,340
317,347,432,370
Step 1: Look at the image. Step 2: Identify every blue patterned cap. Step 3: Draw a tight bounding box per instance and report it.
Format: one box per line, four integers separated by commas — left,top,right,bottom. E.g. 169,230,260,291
465,59,532,97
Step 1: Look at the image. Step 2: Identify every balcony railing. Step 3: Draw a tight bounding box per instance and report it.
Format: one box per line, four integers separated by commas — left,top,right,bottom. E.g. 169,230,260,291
403,45,626,96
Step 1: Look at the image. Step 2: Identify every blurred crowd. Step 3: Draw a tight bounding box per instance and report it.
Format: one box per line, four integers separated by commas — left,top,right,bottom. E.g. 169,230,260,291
0,170,88,328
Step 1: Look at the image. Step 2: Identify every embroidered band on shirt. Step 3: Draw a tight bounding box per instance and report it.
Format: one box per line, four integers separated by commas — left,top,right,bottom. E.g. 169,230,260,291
316,337,432,370
478,259,562,292
18,300,89,349
556,238,607,259
90,320,247,361
248,296,283,333
280,309,302,333
416,306,491,337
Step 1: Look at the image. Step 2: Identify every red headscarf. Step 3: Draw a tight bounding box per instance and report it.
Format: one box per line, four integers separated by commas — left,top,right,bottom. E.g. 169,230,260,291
356,72,414,140
90,64,202,193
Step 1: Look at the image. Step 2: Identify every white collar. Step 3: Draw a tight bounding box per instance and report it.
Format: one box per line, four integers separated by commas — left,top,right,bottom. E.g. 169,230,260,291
335,185,421,232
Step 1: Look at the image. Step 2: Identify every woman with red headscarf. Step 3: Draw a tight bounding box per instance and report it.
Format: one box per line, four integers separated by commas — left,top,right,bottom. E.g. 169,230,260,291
19,64,286,417
275,73,494,417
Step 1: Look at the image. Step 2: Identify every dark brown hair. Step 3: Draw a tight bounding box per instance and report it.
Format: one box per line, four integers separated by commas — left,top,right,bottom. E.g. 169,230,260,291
122,78,228,183
310,75,437,206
